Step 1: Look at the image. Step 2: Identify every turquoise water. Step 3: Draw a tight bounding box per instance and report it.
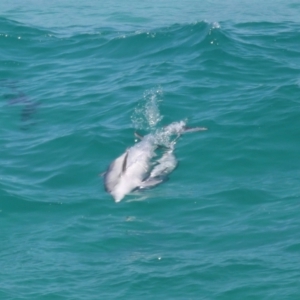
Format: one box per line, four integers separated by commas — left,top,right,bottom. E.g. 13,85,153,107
1,1,300,299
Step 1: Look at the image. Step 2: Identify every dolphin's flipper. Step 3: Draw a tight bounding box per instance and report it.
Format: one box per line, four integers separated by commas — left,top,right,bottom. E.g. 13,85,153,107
139,178,163,189
134,131,144,140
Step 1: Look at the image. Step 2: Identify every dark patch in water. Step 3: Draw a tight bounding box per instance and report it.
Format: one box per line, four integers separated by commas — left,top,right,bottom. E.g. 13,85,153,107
1,79,39,128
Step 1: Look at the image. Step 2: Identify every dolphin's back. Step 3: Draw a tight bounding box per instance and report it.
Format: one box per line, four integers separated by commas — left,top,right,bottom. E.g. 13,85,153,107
104,138,156,202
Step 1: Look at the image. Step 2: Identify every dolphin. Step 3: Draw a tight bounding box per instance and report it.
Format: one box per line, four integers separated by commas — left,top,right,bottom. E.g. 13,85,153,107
1,81,39,127
103,121,207,202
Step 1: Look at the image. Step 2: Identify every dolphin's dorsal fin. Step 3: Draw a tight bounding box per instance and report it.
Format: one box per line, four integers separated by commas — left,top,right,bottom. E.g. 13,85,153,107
134,131,144,140
122,151,129,174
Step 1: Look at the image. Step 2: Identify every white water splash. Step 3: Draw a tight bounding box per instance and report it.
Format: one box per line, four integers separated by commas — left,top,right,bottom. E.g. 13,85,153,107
131,90,191,148
131,88,163,131
212,21,220,29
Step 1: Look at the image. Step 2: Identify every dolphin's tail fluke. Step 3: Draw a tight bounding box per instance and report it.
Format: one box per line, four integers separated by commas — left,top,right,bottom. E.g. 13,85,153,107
183,126,208,133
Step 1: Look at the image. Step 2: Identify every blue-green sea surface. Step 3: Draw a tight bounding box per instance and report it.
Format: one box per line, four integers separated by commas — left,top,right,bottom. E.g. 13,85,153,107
1,1,300,299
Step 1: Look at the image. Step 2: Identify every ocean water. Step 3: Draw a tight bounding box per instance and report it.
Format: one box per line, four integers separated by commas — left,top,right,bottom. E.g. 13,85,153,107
1,1,300,299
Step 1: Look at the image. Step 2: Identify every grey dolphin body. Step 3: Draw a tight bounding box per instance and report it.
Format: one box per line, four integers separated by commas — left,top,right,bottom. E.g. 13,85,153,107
103,121,207,202
2,81,39,127
104,133,156,202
